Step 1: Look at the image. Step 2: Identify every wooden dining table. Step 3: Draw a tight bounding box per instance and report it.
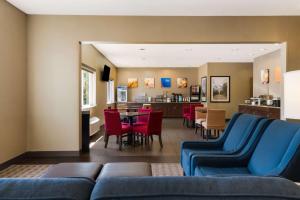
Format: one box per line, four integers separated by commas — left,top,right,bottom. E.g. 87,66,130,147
120,112,149,145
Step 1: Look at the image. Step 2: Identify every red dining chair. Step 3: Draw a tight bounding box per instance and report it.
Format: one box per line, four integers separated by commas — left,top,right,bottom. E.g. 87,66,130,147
133,111,163,148
104,108,118,112
182,104,190,126
134,108,152,126
185,103,203,127
104,111,131,151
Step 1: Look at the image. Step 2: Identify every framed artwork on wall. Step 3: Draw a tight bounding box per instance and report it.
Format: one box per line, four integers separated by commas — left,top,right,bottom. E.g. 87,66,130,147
161,78,171,88
201,76,207,102
261,69,270,84
177,78,188,88
210,76,230,103
144,78,155,88
128,78,138,88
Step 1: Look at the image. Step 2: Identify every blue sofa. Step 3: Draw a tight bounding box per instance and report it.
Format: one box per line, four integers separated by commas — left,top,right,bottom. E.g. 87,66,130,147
0,178,94,200
192,120,300,181
181,113,266,176
1,176,300,199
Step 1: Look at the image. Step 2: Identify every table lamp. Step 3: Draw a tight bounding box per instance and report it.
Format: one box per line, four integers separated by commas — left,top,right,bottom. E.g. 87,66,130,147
284,70,300,119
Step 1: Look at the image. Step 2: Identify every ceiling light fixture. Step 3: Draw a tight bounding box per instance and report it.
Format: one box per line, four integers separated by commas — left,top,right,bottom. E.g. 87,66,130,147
139,48,145,51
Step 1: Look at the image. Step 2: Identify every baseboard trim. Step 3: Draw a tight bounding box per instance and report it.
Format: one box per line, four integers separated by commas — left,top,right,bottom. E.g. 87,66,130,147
23,151,80,158
0,153,27,171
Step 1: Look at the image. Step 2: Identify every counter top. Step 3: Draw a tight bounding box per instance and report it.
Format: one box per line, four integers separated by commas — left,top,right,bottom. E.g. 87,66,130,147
118,102,202,104
239,104,280,109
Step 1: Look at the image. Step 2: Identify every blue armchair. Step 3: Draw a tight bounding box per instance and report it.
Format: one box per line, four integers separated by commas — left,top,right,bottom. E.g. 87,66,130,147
181,113,265,176
192,120,300,181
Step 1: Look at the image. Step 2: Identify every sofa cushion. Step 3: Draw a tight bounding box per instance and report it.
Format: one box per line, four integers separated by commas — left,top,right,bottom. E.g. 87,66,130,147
248,120,300,176
181,148,225,176
222,114,258,152
0,178,94,200
194,166,250,177
91,176,300,200
97,162,151,179
42,162,103,181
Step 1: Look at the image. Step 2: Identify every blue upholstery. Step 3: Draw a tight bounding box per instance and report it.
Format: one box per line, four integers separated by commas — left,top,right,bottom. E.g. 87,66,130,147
0,178,94,200
193,120,300,181
195,166,250,176
248,120,300,176
222,114,260,152
190,118,271,176
181,113,263,176
91,176,300,200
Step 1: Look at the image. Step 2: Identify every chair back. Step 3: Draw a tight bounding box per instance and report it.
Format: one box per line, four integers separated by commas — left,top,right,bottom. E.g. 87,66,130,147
248,120,300,178
222,114,261,152
206,109,225,127
195,107,207,120
104,111,122,135
137,108,152,123
182,104,190,115
147,111,163,135
189,103,203,120
104,108,118,112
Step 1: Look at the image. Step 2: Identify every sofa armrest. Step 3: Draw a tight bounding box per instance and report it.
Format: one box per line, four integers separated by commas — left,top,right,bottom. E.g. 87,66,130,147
181,140,223,150
190,154,249,176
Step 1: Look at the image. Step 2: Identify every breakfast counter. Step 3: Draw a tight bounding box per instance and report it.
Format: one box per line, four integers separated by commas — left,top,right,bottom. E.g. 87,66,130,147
117,102,202,118
239,104,280,119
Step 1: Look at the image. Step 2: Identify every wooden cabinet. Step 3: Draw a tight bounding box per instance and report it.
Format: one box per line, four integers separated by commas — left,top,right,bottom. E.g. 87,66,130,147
152,103,190,118
239,104,280,119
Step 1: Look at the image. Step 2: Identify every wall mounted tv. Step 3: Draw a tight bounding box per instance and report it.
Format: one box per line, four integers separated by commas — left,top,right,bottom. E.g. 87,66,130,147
101,65,110,81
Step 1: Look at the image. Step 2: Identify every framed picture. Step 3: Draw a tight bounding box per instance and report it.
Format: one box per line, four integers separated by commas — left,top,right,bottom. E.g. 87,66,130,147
201,76,207,102
161,78,171,88
177,78,188,88
261,69,270,84
210,76,230,103
128,78,138,88
144,78,155,88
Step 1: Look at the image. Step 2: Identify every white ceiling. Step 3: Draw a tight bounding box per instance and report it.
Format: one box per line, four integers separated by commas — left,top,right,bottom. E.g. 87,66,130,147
91,43,282,68
7,0,300,16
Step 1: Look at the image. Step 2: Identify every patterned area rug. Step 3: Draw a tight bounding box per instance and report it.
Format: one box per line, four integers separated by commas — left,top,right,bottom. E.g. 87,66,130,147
151,163,183,176
0,165,51,178
0,163,182,178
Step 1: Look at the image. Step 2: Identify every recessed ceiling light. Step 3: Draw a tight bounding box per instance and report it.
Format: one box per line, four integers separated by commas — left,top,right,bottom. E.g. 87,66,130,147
139,48,145,51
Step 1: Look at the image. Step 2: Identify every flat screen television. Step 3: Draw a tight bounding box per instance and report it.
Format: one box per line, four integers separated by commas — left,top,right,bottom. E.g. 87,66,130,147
101,65,110,81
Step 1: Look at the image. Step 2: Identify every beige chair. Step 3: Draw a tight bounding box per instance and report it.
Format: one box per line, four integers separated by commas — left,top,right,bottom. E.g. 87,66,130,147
195,107,207,135
201,109,226,140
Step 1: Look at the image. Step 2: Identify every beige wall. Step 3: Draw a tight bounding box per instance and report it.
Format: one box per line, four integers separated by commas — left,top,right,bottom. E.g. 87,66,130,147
0,1,27,163
207,63,253,118
81,44,117,126
27,16,300,151
253,50,281,98
117,68,199,101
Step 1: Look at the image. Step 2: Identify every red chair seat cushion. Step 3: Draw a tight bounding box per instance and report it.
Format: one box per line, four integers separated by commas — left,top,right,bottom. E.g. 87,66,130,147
133,121,147,126
121,124,132,133
133,124,147,135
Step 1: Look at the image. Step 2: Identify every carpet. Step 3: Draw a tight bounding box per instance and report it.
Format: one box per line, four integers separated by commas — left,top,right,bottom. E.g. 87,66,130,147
0,163,183,178
0,165,51,178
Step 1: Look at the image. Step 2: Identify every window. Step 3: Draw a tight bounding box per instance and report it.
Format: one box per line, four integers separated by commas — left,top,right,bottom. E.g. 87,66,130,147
107,80,115,104
81,68,96,109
